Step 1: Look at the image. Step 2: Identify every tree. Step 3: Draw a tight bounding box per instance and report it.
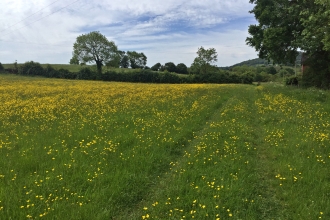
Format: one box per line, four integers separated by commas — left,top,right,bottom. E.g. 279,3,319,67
190,47,218,74
127,51,147,69
151,63,161,71
266,66,277,75
164,62,176,73
176,63,188,74
106,50,125,68
71,31,118,77
120,54,129,68
0,62,4,72
246,0,330,66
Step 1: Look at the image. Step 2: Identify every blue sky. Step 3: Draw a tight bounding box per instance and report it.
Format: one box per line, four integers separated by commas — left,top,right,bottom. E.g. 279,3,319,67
0,0,258,67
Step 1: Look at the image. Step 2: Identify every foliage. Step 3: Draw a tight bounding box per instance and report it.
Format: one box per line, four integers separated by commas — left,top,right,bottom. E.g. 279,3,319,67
285,76,299,86
164,62,176,73
266,66,277,75
191,47,218,74
18,61,44,76
127,51,147,69
151,63,161,71
1,61,292,84
246,0,330,88
44,64,59,78
71,31,118,76
106,50,125,68
120,55,129,68
176,63,188,74
0,62,4,72
77,67,97,80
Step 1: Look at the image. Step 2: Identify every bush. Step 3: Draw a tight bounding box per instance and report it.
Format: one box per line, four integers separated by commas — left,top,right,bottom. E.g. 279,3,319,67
44,64,60,78
176,63,188,74
57,68,77,79
19,61,44,76
240,72,254,84
0,62,4,72
159,72,181,83
102,70,124,82
285,76,299,86
77,67,96,80
131,70,160,83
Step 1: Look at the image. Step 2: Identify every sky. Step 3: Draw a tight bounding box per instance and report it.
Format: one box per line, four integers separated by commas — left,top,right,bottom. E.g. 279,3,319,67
0,0,259,67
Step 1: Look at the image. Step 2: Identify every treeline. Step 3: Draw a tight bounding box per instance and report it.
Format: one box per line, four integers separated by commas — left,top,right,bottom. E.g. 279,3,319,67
0,61,284,84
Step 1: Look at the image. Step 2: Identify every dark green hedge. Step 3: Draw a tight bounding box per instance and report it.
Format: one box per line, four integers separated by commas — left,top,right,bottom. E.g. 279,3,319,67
3,61,255,84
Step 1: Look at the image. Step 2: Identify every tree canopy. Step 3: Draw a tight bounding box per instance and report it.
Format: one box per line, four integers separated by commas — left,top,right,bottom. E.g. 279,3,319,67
176,63,188,74
246,0,330,87
70,31,118,76
164,62,176,73
190,47,218,74
127,51,147,69
151,63,161,71
246,0,330,64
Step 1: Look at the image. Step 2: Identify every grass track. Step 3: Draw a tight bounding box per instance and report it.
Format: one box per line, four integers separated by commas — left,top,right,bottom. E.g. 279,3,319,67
0,75,329,219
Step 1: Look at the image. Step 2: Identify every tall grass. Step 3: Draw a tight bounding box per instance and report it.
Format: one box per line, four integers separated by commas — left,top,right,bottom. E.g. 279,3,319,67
0,75,329,219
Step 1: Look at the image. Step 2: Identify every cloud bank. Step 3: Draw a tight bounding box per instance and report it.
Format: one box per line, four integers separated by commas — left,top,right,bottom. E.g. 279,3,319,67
0,0,258,67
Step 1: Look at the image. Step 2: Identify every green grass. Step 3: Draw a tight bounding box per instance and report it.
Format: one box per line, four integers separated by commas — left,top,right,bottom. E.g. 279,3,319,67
0,74,329,219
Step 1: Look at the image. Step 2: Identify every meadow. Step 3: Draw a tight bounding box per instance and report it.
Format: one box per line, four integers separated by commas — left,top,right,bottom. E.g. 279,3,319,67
0,74,329,219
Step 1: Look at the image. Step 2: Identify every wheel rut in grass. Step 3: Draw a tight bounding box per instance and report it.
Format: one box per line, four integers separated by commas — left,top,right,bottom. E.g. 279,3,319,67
117,91,234,219
118,86,287,219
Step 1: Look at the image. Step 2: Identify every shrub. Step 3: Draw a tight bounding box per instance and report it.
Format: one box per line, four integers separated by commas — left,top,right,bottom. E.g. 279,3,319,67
44,64,60,78
102,70,124,82
19,61,44,76
159,72,181,83
240,71,254,84
0,62,4,72
285,76,299,86
176,63,188,74
77,67,96,80
57,68,77,79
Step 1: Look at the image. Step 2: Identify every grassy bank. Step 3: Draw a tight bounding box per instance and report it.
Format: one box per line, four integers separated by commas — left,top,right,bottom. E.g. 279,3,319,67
0,75,329,219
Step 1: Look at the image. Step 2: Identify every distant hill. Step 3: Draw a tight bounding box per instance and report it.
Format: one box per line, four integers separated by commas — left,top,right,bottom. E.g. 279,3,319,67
231,58,269,67
219,58,269,70
220,53,303,70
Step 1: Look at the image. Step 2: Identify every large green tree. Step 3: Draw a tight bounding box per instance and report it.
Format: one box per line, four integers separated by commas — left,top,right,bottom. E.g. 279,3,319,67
246,0,330,87
176,63,188,74
164,62,176,73
127,51,147,69
151,62,161,71
190,47,218,74
71,31,118,77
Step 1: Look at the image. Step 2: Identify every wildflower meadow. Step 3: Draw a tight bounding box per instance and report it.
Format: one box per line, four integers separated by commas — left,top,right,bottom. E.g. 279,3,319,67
0,74,329,219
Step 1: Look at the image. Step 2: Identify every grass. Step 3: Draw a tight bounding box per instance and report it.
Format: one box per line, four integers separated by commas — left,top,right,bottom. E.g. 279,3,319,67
0,74,329,219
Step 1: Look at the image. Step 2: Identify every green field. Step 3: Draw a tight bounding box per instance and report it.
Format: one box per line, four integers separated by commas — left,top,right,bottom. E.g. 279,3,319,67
0,74,329,219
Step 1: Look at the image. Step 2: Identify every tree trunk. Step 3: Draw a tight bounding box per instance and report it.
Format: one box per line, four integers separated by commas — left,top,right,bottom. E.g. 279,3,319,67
96,60,102,79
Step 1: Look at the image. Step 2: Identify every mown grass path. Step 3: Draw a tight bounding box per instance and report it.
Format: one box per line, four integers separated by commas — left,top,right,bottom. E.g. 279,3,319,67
0,75,329,219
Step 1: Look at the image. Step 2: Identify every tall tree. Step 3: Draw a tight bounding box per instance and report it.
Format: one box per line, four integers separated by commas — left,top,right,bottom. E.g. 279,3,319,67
71,31,118,77
164,62,176,73
190,47,218,74
246,0,330,64
120,54,129,68
151,63,161,71
246,0,330,87
127,51,147,69
176,63,188,74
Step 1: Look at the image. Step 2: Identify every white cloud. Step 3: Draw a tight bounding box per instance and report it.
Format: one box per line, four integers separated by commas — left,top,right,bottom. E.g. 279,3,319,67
0,0,257,66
